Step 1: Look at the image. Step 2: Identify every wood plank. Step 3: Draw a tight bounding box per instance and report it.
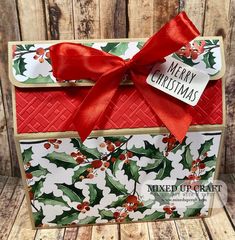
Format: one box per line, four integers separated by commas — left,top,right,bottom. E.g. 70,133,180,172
76,226,92,240
45,0,75,40
0,0,20,176
0,176,8,193
17,0,47,40
73,0,100,39
91,224,119,240
147,221,179,240
63,227,78,240
120,222,149,240
100,0,127,38
0,177,25,240
128,0,154,37
34,228,65,240
219,174,235,226
7,198,36,240
152,0,179,32
225,0,235,173
175,219,210,240
203,194,235,240
180,0,206,33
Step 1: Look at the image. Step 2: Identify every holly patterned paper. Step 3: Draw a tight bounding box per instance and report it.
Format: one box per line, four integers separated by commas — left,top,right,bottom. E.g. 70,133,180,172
20,131,221,228
11,38,222,86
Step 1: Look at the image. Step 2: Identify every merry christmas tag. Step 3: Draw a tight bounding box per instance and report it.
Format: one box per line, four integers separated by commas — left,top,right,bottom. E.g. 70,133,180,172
146,56,209,106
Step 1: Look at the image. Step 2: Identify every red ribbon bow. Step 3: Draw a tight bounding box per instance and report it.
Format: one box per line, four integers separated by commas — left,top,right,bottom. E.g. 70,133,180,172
50,12,199,142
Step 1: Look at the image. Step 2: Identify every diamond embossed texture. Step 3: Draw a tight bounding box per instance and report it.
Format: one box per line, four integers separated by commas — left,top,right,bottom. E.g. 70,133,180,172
15,80,223,134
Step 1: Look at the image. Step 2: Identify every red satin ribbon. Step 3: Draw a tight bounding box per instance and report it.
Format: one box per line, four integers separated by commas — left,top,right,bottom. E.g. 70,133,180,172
50,12,199,142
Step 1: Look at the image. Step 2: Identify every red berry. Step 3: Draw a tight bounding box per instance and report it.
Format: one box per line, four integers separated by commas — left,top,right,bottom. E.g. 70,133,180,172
71,152,77,157
26,172,33,179
76,156,84,164
126,195,138,204
171,206,176,211
44,143,51,149
57,140,62,144
33,55,38,60
199,163,206,169
36,47,45,55
111,157,116,163
105,140,111,145
83,201,89,206
192,160,197,165
77,204,84,210
39,57,44,63
48,139,57,143
162,137,168,143
119,154,126,160
127,151,133,158
45,51,50,58
196,159,201,163
104,162,110,168
54,144,59,149
100,167,105,171
85,206,90,211
163,205,171,211
113,211,120,219
29,191,34,200
91,160,103,169
107,144,115,152
114,141,121,147
187,174,195,180
87,173,94,179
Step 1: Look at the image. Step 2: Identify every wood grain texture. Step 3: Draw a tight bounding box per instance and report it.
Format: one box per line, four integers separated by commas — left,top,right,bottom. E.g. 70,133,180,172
203,194,235,240
128,0,153,37
63,227,78,240
120,222,149,240
0,178,25,240
100,0,127,38
152,0,179,31
175,219,210,240
34,227,65,240
0,0,20,177
91,224,119,240
76,226,92,240
180,0,206,33
7,198,36,240
73,0,100,39
45,0,75,40
225,0,235,173
147,221,179,240
17,0,47,40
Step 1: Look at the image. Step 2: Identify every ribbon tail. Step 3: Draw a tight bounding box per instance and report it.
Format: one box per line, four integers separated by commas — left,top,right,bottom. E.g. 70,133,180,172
73,66,125,141
131,72,191,142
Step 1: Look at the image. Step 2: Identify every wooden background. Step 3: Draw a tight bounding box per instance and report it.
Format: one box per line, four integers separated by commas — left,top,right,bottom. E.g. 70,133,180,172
0,0,234,177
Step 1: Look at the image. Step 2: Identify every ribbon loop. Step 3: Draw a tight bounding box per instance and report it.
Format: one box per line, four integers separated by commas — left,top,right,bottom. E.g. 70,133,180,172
50,12,200,142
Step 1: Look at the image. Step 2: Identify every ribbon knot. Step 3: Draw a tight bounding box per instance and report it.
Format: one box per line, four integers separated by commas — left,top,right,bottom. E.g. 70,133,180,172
50,12,199,142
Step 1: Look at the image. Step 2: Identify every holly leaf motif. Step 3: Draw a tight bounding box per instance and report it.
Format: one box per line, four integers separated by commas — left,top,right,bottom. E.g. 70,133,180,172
24,44,34,50
31,180,44,199
79,216,98,224
170,211,181,218
57,184,84,202
180,144,193,170
198,138,214,157
122,161,140,182
105,172,128,195
155,158,174,180
141,211,165,221
200,168,215,181
33,208,44,227
99,209,114,221
110,195,127,208
37,193,70,207
51,208,79,225
28,165,49,178
43,152,77,169
108,42,129,56
184,201,204,217
24,75,54,84
137,42,144,49
202,52,216,69
88,184,103,206
101,43,119,52
72,164,92,183
141,158,162,173
103,136,128,143
137,199,155,213
203,155,216,168
71,138,101,159
171,137,187,154
13,57,27,76
22,147,33,163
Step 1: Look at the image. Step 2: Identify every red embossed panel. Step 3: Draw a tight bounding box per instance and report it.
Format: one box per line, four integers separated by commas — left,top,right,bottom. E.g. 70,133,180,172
15,80,223,134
